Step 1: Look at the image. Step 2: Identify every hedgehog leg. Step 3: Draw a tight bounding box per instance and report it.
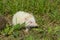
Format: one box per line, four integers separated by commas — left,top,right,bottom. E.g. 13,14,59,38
23,27,30,35
25,28,29,32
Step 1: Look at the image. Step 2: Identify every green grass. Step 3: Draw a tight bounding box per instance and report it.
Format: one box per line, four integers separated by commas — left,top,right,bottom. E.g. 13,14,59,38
0,0,60,40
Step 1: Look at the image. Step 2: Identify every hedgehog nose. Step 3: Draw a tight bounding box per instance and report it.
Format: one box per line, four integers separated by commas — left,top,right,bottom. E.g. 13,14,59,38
35,23,39,26
35,23,39,27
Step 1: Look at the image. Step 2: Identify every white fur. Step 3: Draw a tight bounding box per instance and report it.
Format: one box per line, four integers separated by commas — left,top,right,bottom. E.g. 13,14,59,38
12,11,38,27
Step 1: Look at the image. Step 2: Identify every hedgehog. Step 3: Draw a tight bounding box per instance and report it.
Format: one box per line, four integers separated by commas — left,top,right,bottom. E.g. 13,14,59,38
12,11,38,32
0,16,7,30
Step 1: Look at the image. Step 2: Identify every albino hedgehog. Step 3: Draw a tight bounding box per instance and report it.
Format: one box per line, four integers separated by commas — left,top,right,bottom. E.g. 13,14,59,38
12,11,38,32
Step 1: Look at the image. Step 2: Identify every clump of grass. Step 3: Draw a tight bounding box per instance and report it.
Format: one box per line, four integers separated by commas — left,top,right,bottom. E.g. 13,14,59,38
0,23,25,36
